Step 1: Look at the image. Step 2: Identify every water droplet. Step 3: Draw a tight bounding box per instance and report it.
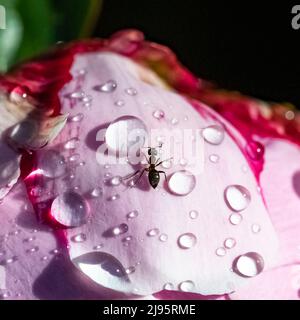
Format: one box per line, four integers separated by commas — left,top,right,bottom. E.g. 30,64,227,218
107,194,120,201
147,228,160,237
246,140,265,161
178,233,197,249
202,125,225,145
153,110,165,120
110,176,121,186
105,116,147,156
159,234,168,242
209,154,220,163
233,252,264,277
168,170,196,196
122,236,133,243
125,87,137,96
163,283,174,290
114,99,125,107
51,191,89,227
77,69,86,76
71,233,87,243
3,256,18,264
26,246,39,254
50,249,59,255
162,159,172,169
224,238,236,249
0,292,11,299
64,138,79,150
127,210,139,220
251,224,261,234
178,280,195,292
171,118,179,125
39,150,66,178
112,224,129,236
179,158,188,167
224,185,251,212
229,213,243,225
70,91,85,99
68,154,80,162
285,110,295,121
41,256,48,261
189,210,199,219
93,244,104,250
90,187,103,198
82,95,92,103
23,236,36,243
69,113,84,123
215,247,227,257
94,80,117,93
9,86,28,103
125,266,136,274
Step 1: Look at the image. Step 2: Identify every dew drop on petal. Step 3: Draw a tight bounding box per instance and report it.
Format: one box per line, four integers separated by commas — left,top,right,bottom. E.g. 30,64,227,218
202,125,225,145
94,80,117,93
163,283,174,290
246,140,265,161
162,160,172,169
125,87,137,96
51,191,89,227
209,154,220,163
179,158,188,167
39,150,66,178
233,252,264,277
215,247,227,257
127,210,139,220
229,213,243,225
107,194,120,201
189,210,199,219
178,280,195,292
125,266,136,274
251,224,261,234
224,185,251,212
168,170,196,196
71,233,87,243
224,238,236,249
114,99,125,107
69,113,84,122
70,91,84,99
159,234,168,242
147,228,159,237
152,110,165,120
178,233,197,249
26,246,39,254
90,187,103,198
171,118,179,125
112,224,129,236
64,138,79,150
110,176,122,186
105,116,147,156
4,256,18,264
93,244,104,250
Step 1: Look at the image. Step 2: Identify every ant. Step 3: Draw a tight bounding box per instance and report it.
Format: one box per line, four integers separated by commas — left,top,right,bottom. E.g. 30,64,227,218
123,144,172,189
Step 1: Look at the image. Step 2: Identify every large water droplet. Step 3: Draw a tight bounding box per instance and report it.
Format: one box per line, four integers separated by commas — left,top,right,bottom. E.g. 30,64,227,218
246,140,265,161
39,150,66,178
178,233,197,249
105,116,148,157
224,185,251,212
71,233,87,243
168,170,196,196
94,80,117,93
51,191,89,227
202,125,225,145
152,110,165,120
233,252,264,278
178,280,195,292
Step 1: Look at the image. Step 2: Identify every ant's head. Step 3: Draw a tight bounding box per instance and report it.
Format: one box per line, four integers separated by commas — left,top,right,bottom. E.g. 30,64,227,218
147,143,163,156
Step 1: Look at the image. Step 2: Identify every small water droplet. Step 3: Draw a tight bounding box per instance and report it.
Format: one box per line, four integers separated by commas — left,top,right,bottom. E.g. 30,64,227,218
171,118,179,125
39,150,66,178
122,236,133,243
147,228,160,237
3,256,18,264
112,224,129,236
64,138,79,150
163,283,174,290
125,266,136,274
215,247,227,257
26,246,39,254
224,238,236,249
224,185,251,212
233,252,264,277
159,234,168,242
251,224,261,234
168,170,196,196
93,244,104,250
82,95,92,103
178,280,195,292
114,99,125,107
23,236,36,243
125,87,137,96
69,113,84,122
71,233,87,243
90,187,103,198
94,80,117,93
41,256,48,261
51,191,89,227
110,176,121,186
209,154,220,163
179,158,188,167
189,210,199,219
107,194,120,201
70,91,85,99
127,210,139,220
229,213,243,225
50,249,59,255
68,154,80,162
153,110,165,120
246,140,265,161
162,159,172,169
202,125,225,145
178,233,197,249
0,292,11,299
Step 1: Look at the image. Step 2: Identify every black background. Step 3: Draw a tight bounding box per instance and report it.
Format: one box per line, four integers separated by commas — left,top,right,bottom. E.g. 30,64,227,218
95,1,300,107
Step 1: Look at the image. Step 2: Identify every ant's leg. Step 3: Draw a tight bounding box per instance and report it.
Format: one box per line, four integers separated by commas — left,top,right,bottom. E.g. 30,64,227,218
158,171,168,182
155,157,173,167
122,170,140,181
130,168,146,188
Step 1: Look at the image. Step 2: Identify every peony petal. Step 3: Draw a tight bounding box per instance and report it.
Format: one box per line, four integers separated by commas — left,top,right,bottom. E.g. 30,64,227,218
25,52,278,296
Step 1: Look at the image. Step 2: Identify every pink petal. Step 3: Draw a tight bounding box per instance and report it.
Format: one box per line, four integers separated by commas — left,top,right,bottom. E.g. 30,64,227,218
25,52,278,296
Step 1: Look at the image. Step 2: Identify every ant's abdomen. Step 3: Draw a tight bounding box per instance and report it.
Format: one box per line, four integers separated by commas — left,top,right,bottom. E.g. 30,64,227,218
149,170,160,189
